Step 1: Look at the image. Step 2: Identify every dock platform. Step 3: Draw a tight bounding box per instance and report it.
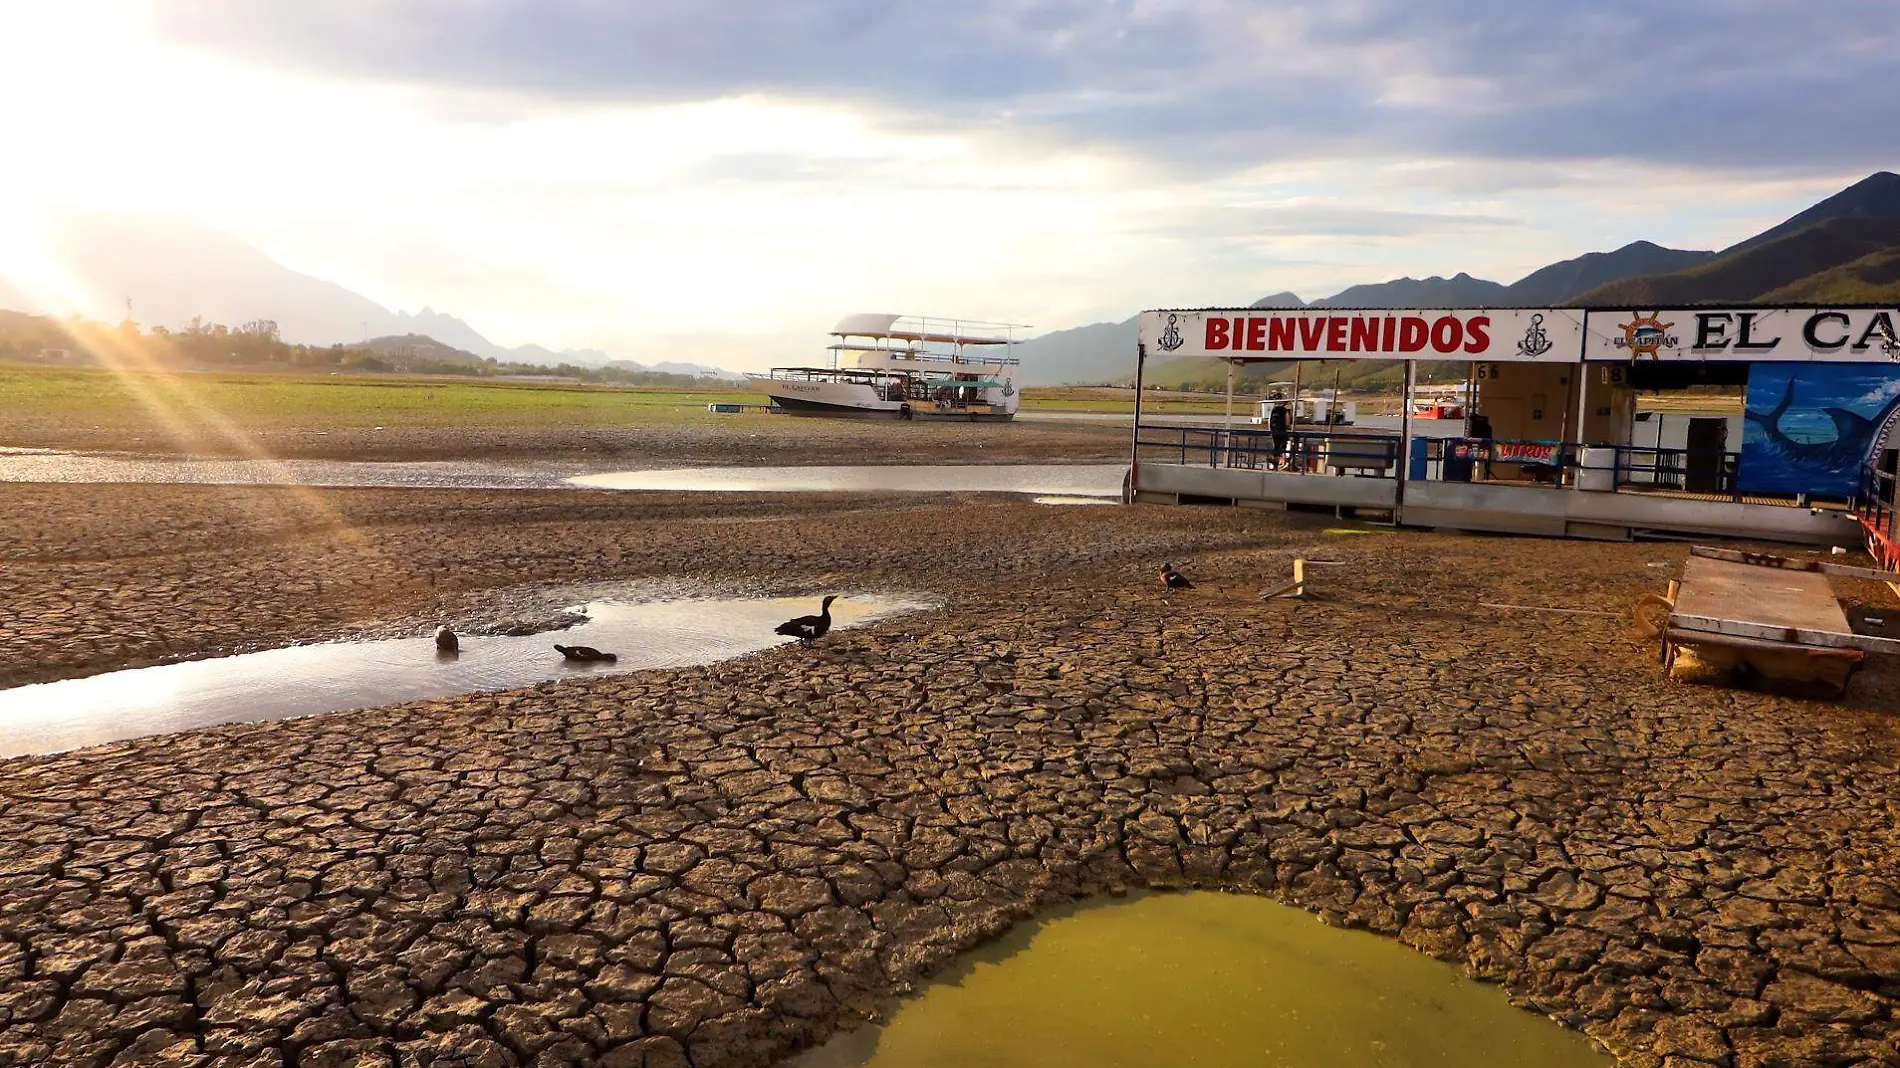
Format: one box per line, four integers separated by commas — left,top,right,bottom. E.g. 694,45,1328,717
1647,547,1900,696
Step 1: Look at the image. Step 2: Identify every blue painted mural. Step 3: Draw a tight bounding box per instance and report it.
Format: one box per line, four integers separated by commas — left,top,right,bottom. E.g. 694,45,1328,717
1740,363,1900,496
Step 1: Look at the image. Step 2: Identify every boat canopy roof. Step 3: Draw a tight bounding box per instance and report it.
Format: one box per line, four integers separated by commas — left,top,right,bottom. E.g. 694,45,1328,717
830,313,1029,346
756,366,903,376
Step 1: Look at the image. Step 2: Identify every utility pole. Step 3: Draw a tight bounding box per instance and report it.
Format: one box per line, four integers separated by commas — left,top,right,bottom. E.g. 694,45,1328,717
1128,342,1147,504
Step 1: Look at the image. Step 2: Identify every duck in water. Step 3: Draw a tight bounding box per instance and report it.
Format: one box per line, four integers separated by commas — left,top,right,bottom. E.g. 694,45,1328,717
1160,563,1194,589
775,595,837,646
555,644,617,663
434,626,459,653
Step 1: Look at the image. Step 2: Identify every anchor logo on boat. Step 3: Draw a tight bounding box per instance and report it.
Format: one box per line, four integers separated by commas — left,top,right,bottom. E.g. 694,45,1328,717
1156,313,1185,353
1515,313,1553,358
1002,380,1015,397
1613,312,1677,360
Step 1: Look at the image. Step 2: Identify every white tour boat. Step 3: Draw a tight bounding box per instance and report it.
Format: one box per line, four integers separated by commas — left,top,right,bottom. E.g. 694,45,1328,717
748,314,1029,420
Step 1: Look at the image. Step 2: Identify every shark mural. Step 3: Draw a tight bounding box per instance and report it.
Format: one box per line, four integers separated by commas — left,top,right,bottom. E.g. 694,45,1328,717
1740,364,1900,497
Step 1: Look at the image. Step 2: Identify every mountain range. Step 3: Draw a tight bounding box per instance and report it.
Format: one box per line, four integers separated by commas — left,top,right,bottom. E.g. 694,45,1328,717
0,213,740,380
1016,171,1900,386
8,173,1898,389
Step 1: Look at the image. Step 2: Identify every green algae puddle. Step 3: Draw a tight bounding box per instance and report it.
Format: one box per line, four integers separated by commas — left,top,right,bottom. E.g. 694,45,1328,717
790,891,1608,1068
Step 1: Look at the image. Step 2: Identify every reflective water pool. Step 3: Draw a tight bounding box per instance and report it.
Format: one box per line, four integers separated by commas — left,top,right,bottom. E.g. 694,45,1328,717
0,594,934,759
0,453,1127,499
0,452,580,489
568,464,1127,497
789,891,1607,1068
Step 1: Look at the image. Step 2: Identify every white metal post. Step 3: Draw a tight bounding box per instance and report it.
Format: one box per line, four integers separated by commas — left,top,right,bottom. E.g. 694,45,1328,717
1127,342,1147,503
1572,360,1590,487
1223,359,1235,437
1396,359,1417,523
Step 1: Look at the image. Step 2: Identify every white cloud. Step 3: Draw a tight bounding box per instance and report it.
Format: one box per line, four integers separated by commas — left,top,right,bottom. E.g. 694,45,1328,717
0,1,1888,373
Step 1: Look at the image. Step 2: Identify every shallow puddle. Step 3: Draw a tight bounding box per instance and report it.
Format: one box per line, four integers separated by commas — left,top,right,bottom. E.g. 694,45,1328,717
568,464,1127,497
0,594,933,759
0,452,580,489
0,452,1127,499
789,891,1608,1068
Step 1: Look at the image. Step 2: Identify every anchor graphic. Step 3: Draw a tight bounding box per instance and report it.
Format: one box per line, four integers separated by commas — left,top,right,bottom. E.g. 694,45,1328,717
1516,313,1552,358
1157,313,1185,353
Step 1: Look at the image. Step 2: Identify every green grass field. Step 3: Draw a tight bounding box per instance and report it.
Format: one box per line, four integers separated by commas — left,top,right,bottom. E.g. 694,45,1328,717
0,364,1256,430
1017,386,1251,414
0,364,758,430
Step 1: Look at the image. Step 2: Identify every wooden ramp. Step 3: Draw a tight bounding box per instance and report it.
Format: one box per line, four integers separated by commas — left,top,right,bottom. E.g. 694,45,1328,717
1647,547,1900,696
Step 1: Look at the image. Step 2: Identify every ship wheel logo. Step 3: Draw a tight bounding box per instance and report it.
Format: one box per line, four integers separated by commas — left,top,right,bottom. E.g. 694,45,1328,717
1156,313,1185,352
1614,311,1677,360
1874,317,1900,362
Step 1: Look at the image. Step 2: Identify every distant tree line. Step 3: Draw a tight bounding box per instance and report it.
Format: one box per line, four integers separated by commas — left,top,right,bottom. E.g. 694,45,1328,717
0,312,727,389
1139,358,1471,394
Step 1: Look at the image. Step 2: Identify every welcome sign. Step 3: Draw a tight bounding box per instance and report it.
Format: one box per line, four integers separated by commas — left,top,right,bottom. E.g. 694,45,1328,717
1137,309,1583,363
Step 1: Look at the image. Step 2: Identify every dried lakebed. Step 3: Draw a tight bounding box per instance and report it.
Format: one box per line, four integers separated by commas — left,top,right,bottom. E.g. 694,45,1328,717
0,594,935,760
4,488,1900,1068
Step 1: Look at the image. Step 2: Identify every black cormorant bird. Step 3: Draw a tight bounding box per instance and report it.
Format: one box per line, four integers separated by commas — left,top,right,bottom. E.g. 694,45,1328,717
775,595,837,645
1161,563,1194,589
555,644,617,663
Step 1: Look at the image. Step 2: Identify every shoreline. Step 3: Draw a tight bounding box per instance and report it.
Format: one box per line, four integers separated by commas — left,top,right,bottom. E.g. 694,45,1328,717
0,417,1130,466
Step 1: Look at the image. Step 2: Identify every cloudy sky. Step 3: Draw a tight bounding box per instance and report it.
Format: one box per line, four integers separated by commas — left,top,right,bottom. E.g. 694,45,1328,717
0,1,1894,368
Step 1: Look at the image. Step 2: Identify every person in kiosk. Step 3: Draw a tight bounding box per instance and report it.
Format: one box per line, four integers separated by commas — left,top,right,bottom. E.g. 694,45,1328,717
1267,391,1291,470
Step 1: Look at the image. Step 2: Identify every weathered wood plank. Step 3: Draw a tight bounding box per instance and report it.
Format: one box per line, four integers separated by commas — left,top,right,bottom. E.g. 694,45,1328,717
1664,627,1866,660
1675,556,1848,634
1689,545,1897,583
1667,612,1900,656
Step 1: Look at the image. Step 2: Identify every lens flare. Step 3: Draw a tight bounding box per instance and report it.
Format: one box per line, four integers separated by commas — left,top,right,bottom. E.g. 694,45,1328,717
0,216,378,553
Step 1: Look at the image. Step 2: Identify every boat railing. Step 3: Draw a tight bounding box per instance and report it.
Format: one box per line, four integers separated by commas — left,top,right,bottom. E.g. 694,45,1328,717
758,367,906,382
856,350,1022,367
1136,424,1400,476
881,314,1031,344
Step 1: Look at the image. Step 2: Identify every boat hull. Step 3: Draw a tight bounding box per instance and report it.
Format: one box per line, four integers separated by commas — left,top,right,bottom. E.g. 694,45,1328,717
770,394,906,419
748,375,905,416
748,374,1015,420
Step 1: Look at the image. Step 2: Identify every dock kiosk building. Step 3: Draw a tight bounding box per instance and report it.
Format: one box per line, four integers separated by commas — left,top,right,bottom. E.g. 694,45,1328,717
1128,305,1900,552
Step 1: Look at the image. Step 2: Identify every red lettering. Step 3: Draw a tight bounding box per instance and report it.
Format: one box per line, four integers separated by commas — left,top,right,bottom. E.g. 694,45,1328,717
1298,317,1327,350
1430,315,1463,353
1326,317,1348,352
1398,317,1429,352
1267,318,1295,351
1246,317,1266,351
1205,319,1230,350
1382,318,1396,350
1350,317,1379,352
1464,316,1491,354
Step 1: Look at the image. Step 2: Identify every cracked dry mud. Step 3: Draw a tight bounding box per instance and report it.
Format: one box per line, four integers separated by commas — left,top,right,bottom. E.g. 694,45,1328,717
4,483,1900,1067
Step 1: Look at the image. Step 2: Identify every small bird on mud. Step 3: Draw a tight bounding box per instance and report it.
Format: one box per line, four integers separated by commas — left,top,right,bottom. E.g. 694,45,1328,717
434,626,459,653
555,644,618,663
1160,563,1195,590
775,595,837,645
